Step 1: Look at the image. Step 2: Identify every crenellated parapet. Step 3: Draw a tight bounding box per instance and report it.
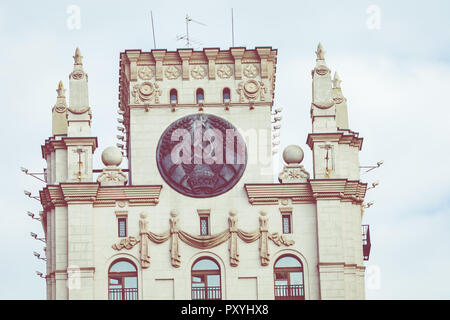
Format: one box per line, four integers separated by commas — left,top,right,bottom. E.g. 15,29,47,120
118,47,278,113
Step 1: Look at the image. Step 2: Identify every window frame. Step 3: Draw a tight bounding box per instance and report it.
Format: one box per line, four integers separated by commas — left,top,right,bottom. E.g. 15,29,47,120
191,257,222,300
199,216,210,236
273,255,305,300
118,217,127,238
282,214,292,234
170,89,178,104
196,88,205,104
108,259,138,300
222,87,231,103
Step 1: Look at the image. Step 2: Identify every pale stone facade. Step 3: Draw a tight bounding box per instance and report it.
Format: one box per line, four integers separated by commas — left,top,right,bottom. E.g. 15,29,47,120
39,44,369,300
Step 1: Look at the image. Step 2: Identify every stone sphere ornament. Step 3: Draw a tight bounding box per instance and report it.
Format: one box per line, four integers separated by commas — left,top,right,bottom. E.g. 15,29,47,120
101,146,123,167
282,145,304,164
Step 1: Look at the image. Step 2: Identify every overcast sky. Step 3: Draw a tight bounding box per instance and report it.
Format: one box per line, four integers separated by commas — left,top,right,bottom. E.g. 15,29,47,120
1,0,450,299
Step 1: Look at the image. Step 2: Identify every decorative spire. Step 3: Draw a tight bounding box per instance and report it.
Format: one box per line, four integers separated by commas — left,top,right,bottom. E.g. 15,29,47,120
315,43,325,61
56,80,66,98
52,81,68,136
333,72,342,89
73,47,83,66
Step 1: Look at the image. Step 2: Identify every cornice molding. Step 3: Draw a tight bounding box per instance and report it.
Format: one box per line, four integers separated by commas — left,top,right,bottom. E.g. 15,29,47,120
244,179,367,205
41,136,98,159
40,184,163,210
306,131,363,150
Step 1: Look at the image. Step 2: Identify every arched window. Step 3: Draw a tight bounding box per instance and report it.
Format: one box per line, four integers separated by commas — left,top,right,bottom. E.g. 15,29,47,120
196,88,204,104
191,257,221,300
108,259,138,300
273,255,305,300
170,89,178,104
223,88,231,103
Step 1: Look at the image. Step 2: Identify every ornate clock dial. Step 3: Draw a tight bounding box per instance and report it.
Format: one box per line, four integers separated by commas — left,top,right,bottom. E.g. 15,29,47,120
156,113,247,198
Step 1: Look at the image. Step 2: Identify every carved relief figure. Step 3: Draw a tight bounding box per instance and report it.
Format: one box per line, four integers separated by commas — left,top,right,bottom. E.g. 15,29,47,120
139,213,151,268
169,210,181,268
259,210,270,266
228,210,239,267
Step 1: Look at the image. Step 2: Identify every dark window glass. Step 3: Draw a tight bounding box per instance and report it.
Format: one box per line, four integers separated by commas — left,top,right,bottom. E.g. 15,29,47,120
170,89,178,103
118,218,127,237
200,216,209,236
196,88,204,103
282,215,291,234
223,88,230,102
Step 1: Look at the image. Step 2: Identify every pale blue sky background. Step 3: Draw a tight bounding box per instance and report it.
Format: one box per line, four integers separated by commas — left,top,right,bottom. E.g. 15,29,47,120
1,0,450,299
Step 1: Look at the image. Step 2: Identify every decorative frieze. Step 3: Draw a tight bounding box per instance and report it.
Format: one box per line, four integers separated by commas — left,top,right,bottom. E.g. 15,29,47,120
112,209,294,269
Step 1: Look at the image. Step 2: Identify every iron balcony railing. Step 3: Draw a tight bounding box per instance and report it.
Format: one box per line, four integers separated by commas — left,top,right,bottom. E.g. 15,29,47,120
274,285,305,300
362,224,371,261
109,288,138,300
192,286,222,300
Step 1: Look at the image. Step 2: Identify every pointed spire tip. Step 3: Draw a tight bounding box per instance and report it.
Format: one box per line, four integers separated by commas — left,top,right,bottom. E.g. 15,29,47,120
73,47,83,65
333,71,342,89
316,42,325,60
56,80,66,97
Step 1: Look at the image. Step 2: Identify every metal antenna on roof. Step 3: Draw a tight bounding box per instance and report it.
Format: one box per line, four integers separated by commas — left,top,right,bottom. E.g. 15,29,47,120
176,14,206,48
150,10,157,49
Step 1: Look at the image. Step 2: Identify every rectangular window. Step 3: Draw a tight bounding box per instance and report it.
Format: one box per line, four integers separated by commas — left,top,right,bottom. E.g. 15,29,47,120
282,215,291,234
118,218,127,237
200,216,209,236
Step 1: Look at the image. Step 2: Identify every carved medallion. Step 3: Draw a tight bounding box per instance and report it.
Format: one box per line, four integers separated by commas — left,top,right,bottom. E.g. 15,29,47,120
237,80,267,102
138,66,154,80
70,70,85,80
217,65,233,79
243,64,259,78
156,114,247,198
54,104,67,113
132,82,161,104
190,65,207,79
165,66,181,80
315,66,330,76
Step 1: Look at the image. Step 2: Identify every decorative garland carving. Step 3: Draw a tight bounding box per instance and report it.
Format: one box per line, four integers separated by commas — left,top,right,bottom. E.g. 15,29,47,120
311,101,334,109
112,209,294,269
315,66,330,76
54,104,67,113
67,106,91,114
70,70,86,80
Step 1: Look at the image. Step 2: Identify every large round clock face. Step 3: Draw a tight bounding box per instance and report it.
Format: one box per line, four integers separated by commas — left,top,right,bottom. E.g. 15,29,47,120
156,113,247,198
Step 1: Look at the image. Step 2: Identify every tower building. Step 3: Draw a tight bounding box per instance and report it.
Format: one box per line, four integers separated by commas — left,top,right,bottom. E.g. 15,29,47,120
38,44,370,300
